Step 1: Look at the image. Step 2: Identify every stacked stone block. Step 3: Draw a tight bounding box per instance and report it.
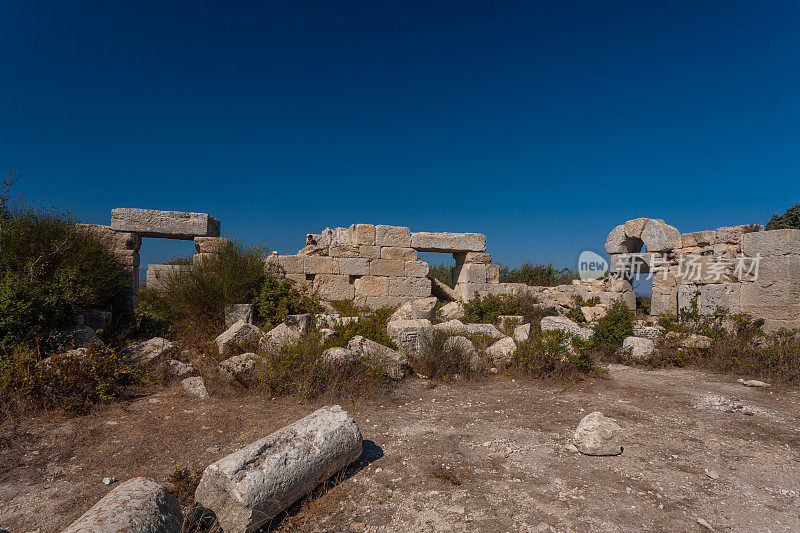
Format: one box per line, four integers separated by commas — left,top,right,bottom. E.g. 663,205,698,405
76,223,142,311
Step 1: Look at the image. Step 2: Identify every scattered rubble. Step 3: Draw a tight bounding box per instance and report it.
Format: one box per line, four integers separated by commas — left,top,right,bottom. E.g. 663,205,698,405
573,412,623,456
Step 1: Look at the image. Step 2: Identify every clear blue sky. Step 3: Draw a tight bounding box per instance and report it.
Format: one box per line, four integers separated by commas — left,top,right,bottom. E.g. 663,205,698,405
2,1,799,272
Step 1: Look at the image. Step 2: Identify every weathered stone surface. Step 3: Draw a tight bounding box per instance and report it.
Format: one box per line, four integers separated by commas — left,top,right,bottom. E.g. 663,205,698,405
641,219,682,252
680,333,713,350
219,353,258,381
453,251,492,264
329,244,362,258
452,263,488,285
487,264,500,284
716,224,764,245
192,252,215,264
443,336,482,372
390,296,437,321
681,230,716,247
485,337,517,368
145,264,186,290
463,323,504,339
369,258,405,277
358,245,381,259
624,218,650,239
167,359,197,378
348,224,376,246
111,208,220,239
388,276,431,298
265,314,311,350
224,304,254,329
214,320,266,355
347,335,408,379
741,229,800,256
358,295,413,309
313,274,355,300
335,257,369,276
429,274,459,301
321,347,357,367
266,254,304,274
605,225,636,254
540,316,593,341
410,231,486,253
437,301,465,321
433,319,468,335
497,315,524,328
622,336,655,360
582,304,608,322
380,246,417,261
354,275,388,297
120,337,175,363
62,477,182,533
304,256,335,275
386,319,433,356
112,249,140,269
194,236,228,253
375,225,412,247
195,405,362,533
76,223,142,251
48,325,104,353
513,323,531,344
181,377,209,399
404,260,430,277
573,412,623,456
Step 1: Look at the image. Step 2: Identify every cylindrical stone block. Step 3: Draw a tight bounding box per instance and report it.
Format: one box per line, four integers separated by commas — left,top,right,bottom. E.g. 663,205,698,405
195,405,363,533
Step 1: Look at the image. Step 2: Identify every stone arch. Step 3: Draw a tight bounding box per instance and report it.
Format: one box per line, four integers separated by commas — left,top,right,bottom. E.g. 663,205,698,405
605,218,681,254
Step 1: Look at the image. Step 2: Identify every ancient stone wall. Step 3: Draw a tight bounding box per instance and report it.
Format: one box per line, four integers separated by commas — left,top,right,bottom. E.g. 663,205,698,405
605,218,800,331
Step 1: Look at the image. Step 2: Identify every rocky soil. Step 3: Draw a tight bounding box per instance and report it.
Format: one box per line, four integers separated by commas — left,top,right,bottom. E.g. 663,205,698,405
1,365,798,532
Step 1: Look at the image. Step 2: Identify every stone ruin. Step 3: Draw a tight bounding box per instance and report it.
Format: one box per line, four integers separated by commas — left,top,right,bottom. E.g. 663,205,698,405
605,217,800,331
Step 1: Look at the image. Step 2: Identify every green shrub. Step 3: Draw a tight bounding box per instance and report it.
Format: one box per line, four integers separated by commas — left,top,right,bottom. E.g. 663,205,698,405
464,295,518,324
428,262,453,286
499,262,576,286
636,296,651,315
588,300,634,350
327,299,366,317
161,241,267,338
0,200,127,349
0,344,136,416
512,329,600,379
412,329,477,380
253,275,319,329
322,307,397,349
766,202,800,230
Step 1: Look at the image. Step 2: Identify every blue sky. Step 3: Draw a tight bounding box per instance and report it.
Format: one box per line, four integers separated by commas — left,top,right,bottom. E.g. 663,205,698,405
2,1,799,273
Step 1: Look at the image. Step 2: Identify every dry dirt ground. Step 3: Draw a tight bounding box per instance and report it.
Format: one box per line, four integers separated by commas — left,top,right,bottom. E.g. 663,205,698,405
1,365,799,532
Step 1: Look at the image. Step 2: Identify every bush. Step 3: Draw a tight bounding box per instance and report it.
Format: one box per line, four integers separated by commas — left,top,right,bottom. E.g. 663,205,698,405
428,262,453,286
766,202,800,230
588,300,634,350
0,199,128,349
253,275,319,329
327,299,365,317
323,307,397,349
463,293,558,326
412,329,476,380
160,241,267,339
499,262,576,286
0,344,136,416
512,329,600,379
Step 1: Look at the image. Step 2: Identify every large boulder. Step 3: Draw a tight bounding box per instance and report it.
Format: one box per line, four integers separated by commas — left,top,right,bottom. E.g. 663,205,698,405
540,316,593,341
219,353,258,381
321,347,357,367
195,405,362,533
463,323,505,339
437,301,465,321
389,297,437,321
641,219,682,252
167,359,197,378
442,336,482,372
573,412,623,456
386,319,433,356
214,320,266,355
224,304,254,329
120,337,175,364
485,336,517,368
512,323,531,344
62,477,182,533
621,336,655,360
347,335,408,379
265,314,311,351
181,377,209,399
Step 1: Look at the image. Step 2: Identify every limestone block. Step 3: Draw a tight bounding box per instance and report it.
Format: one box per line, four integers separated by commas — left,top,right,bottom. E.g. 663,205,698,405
375,225,412,247
410,231,486,253
329,244,362,258
429,275,459,301
404,260,430,277
194,236,228,253
487,264,500,284
433,319,467,336
369,259,405,277
641,219,682,252
681,231,716,247
348,223,376,245
540,316,593,341
573,412,623,456
347,335,408,379
214,320,266,355
443,336,482,372
76,223,142,251
195,406,362,533
624,218,650,239
741,229,800,256
740,280,800,324
358,295,412,309
219,353,258,381
145,264,187,290
485,337,517,368
605,225,639,254
582,304,608,322
453,251,492,264
622,336,655,360
332,227,350,245
297,244,329,256
224,304,254,329
317,228,335,246
389,296,437,321
268,254,304,274
111,208,220,239
265,315,311,351
386,319,433,356
388,276,432,298
699,284,740,314
304,256,335,275
716,224,764,245
313,274,355,300
335,257,369,276
463,323,505,339
437,301,465,321
63,477,182,533
452,263,488,285
285,273,310,287
113,249,140,267
354,275,388,297
758,254,800,283
358,245,381,259
513,323,531,344
381,246,417,261
120,337,175,364
650,291,676,316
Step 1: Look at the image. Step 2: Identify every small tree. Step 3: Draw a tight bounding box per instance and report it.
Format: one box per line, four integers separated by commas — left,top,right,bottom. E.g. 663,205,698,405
766,203,800,230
